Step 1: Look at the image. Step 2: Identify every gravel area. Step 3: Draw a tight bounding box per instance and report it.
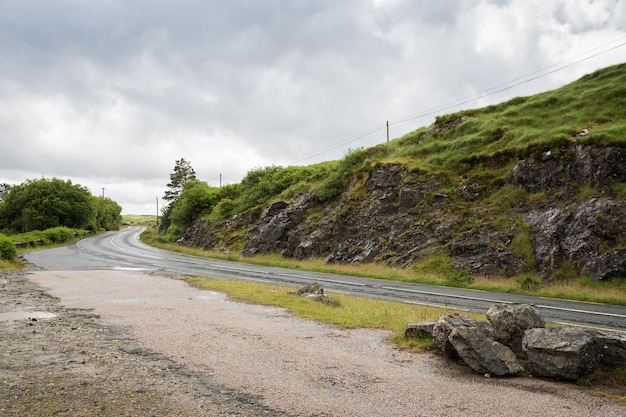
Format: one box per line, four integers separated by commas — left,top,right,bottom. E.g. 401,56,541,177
2,269,625,416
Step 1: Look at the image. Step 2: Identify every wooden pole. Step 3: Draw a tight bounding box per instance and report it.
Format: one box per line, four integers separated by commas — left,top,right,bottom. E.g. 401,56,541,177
386,121,389,143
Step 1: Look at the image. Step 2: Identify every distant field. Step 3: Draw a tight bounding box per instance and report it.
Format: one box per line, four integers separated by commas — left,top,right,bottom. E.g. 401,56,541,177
122,214,157,226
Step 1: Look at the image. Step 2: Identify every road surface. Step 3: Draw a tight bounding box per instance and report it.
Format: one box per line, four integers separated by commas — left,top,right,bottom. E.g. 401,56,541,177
23,226,626,332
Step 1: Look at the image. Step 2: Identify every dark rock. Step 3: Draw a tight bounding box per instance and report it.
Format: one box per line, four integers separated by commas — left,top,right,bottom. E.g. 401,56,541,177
486,303,545,354
448,326,523,376
296,282,324,295
596,331,626,369
292,283,339,307
431,313,489,359
405,322,436,338
527,198,626,280
522,327,601,380
180,145,626,283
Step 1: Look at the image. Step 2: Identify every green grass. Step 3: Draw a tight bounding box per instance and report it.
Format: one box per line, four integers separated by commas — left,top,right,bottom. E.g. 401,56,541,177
122,214,158,226
185,275,483,352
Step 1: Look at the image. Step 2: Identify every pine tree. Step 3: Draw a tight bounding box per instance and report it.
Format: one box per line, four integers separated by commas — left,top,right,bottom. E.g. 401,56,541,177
163,158,197,202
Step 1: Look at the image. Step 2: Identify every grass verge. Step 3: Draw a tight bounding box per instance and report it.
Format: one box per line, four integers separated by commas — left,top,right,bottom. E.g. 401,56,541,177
185,276,484,353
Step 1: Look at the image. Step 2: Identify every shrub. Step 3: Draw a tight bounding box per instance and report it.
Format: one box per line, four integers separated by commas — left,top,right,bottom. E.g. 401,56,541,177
0,234,16,260
446,269,474,286
516,274,542,291
43,227,75,243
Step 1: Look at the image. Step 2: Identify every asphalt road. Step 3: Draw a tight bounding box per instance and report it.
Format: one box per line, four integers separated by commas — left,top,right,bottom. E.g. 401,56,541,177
23,226,626,332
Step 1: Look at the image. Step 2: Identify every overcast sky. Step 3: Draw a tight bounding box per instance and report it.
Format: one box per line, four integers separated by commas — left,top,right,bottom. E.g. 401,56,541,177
1,0,625,214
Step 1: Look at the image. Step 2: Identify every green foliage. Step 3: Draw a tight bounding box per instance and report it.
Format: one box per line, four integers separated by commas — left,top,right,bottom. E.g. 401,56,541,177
0,233,16,260
0,178,96,233
236,165,313,212
43,226,76,243
515,274,542,291
314,148,368,203
553,260,579,283
510,221,537,270
93,196,122,231
167,180,215,234
446,269,474,286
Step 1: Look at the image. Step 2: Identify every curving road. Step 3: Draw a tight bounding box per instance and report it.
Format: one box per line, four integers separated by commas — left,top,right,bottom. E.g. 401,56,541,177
24,226,626,332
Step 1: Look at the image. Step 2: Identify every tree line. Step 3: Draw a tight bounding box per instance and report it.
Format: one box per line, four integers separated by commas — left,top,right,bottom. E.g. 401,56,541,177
0,177,122,234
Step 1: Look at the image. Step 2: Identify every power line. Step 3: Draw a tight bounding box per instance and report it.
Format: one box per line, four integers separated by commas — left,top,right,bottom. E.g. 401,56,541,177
289,35,626,164
213,35,626,184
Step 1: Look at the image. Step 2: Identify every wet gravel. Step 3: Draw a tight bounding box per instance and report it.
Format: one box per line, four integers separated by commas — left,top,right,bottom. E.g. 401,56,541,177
2,269,625,417
0,270,289,416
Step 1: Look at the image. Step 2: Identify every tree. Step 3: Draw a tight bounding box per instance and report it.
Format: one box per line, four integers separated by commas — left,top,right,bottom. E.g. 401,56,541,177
0,178,96,232
0,183,11,202
93,196,123,231
163,158,197,202
166,180,215,235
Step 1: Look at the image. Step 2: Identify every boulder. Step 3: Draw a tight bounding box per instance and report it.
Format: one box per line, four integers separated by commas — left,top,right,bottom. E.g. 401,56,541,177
486,303,545,354
448,326,523,376
292,283,339,307
596,331,626,369
432,313,492,359
405,322,436,338
522,327,601,380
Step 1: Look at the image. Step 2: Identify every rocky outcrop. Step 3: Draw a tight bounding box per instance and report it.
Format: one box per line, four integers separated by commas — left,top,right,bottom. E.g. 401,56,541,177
527,198,626,280
181,144,626,282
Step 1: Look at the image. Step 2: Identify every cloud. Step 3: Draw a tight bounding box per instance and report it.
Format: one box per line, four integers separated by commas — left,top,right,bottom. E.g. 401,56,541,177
0,0,624,214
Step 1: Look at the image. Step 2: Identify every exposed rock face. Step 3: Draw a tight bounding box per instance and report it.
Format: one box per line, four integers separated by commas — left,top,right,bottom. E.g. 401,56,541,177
508,145,626,192
522,327,601,380
181,144,626,282
486,303,545,355
527,198,626,280
448,326,523,376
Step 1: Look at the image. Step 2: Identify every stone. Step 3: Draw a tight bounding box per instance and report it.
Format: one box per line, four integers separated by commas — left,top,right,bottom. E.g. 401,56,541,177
596,331,626,369
522,327,600,380
432,313,487,359
448,326,523,376
405,322,436,338
486,303,545,354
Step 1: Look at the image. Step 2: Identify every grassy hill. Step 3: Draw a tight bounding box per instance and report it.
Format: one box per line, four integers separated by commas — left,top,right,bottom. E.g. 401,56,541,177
157,62,626,289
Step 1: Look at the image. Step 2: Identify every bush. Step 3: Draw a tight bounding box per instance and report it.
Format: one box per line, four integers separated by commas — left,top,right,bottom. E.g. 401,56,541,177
0,234,16,260
44,227,76,243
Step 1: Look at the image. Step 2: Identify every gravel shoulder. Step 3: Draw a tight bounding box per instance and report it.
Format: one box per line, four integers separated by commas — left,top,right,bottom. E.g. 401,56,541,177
2,269,625,417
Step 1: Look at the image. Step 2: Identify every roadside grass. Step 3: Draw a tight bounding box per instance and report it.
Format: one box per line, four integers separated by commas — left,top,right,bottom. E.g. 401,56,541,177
185,275,484,352
141,227,626,306
0,259,24,270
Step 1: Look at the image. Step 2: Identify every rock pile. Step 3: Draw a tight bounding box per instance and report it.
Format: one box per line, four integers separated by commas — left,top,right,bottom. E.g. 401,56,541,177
409,303,626,380
291,283,340,306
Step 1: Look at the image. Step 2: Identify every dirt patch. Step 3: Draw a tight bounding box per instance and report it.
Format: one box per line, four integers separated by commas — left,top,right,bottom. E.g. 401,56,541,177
0,270,287,416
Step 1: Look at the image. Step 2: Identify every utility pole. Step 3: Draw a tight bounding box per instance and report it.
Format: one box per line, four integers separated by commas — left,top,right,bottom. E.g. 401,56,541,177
220,173,222,188
101,187,105,198
156,197,159,227
386,121,389,143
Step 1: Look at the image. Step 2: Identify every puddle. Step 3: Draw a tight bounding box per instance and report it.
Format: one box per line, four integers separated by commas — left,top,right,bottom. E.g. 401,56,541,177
0,311,57,322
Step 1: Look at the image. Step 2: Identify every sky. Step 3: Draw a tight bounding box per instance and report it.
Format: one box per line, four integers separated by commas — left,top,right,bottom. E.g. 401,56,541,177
1,0,625,215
